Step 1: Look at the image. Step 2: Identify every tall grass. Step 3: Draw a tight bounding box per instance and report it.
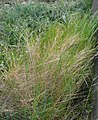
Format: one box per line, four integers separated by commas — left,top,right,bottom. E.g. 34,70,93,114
0,13,97,119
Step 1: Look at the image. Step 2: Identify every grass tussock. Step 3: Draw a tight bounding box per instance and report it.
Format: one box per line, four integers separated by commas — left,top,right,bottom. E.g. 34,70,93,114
0,13,97,119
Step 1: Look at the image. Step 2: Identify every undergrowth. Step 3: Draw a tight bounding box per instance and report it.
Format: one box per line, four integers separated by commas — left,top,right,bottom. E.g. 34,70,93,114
0,0,93,45
0,1,97,120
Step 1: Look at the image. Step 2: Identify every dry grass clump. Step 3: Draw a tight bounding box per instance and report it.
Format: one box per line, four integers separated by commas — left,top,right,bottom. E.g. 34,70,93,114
0,15,97,119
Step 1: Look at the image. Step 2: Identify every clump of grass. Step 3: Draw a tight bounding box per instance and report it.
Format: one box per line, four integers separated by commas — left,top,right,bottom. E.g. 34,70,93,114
0,14,97,119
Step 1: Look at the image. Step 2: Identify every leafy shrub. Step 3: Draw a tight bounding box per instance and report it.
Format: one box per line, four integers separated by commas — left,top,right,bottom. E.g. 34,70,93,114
0,0,92,46
64,0,93,13
0,2,67,45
